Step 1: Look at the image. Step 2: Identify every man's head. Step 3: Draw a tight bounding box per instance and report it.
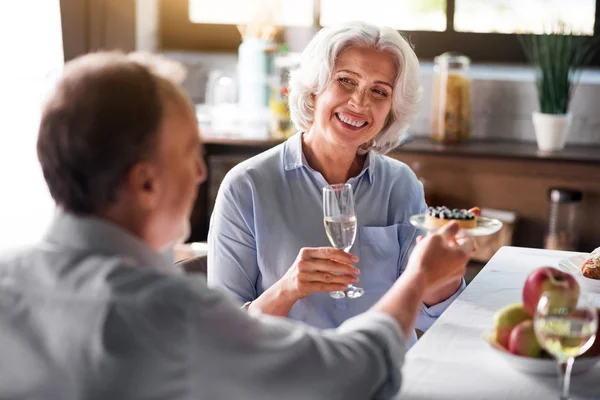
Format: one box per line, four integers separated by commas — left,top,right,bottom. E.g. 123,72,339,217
37,52,206,251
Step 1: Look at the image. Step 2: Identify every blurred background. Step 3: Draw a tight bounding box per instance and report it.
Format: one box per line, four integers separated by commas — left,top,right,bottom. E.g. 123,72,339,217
2,1,600,268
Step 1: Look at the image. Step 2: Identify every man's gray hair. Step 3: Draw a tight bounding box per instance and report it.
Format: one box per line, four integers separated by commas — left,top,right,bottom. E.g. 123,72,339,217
288,21,422,154
127,52,188,84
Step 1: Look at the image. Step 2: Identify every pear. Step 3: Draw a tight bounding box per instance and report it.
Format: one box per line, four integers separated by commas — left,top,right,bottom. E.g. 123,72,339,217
493,303,531,349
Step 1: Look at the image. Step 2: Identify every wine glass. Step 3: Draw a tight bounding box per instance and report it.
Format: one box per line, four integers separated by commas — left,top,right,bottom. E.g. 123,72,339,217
533,290,598,400
322,183,363,299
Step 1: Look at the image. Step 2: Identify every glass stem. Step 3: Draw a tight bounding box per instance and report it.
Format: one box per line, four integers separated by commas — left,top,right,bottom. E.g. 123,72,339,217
557,357,575,400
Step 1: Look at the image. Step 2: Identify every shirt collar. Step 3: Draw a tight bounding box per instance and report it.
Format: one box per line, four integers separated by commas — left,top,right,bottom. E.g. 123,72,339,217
43,209,178,274
283,132,305,171
283,132,375,184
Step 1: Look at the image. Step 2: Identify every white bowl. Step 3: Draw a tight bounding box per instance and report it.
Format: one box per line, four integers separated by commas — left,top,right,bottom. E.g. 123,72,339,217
409,214,503,236
483,334,600,375
557,255,600,292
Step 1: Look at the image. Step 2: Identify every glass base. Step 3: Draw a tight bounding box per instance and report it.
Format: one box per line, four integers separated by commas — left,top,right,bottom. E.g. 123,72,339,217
329,286,364,299
346,286,364,299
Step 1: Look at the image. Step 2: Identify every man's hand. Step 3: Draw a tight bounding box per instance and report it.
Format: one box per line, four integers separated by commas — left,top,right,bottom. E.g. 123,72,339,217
408,222,474,296
371,221,474,338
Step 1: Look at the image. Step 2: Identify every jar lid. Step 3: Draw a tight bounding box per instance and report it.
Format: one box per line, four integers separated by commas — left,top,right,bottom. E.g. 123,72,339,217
434,52,471,67
548,188,583,203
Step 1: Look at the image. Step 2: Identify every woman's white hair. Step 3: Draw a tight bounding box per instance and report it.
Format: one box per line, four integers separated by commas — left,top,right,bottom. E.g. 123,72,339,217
288,21,422,154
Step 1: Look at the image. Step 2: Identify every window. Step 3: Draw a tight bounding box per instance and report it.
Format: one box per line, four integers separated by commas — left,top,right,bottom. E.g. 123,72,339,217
159,0,600,63
0,0,63,251
189,0,313,26
455,0,596,35
320,0,446,31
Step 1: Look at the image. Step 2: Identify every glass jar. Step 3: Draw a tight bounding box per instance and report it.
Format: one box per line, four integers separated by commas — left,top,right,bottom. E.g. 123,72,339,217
238,38,275,110
544,188,583,251
268,50,299,139
431,52,472,143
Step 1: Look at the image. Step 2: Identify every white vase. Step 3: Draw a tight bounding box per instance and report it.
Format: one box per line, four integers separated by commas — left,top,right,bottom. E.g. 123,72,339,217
532,112,571,151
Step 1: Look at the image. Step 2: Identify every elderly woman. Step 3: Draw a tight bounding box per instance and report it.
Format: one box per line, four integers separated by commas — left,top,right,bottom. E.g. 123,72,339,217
208,21,465,345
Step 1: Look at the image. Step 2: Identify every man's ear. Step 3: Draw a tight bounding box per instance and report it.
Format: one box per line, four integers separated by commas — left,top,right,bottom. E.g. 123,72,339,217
126,161,161,210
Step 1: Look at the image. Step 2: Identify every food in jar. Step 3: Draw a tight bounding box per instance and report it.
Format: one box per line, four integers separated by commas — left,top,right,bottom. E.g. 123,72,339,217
431,73,472,142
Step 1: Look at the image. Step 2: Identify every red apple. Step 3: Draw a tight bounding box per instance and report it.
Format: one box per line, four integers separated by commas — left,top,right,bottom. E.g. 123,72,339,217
508,320,543,357
582,308,600,357
522,266,580,317
493,303,531,349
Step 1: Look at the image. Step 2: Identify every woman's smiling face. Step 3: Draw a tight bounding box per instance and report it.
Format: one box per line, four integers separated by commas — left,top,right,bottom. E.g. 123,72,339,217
310,45,396,151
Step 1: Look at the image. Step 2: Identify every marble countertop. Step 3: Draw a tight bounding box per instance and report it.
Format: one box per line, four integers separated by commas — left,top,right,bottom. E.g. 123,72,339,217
397,246,600,400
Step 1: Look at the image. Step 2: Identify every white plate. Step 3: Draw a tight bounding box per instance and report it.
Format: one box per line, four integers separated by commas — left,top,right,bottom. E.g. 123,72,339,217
558,255,600,292
409,214,503,237
483,333,600,375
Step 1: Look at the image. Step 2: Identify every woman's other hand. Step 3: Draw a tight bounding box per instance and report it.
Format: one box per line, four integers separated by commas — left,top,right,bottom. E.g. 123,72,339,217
279,247,360,301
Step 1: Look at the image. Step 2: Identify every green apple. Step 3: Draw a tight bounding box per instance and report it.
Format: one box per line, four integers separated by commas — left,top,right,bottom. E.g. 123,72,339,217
493,303,531,349
508,320,543,357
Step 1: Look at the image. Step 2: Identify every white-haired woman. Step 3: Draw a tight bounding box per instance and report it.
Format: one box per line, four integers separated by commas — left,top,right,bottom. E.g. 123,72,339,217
208,21,466,345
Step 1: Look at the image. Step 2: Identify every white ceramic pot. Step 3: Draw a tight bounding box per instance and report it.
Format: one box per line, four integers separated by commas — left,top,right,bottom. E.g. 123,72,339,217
532,112,572,151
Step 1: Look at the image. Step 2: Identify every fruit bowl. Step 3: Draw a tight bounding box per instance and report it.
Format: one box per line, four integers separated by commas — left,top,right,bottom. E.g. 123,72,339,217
483,333,600,375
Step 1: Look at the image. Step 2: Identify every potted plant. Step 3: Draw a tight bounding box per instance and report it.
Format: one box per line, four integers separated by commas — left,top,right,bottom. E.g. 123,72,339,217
519,24,598,151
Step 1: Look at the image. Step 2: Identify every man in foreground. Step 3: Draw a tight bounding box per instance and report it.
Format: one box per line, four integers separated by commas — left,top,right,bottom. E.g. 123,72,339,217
0,52,473,399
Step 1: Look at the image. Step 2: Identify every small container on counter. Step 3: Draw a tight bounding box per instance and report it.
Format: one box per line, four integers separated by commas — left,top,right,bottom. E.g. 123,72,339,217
544,188,583,251
237,38,275,111
268,49,299,139
431,52,472,143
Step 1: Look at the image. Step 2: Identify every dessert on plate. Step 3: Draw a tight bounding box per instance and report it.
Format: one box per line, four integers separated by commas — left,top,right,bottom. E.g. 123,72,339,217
582,247,600,280
425,206,477,230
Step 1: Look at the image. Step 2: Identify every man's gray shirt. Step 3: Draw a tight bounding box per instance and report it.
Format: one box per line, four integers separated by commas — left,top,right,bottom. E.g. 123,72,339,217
0,211,405,399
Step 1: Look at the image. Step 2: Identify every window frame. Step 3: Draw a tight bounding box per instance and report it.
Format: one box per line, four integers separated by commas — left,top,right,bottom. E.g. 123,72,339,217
159,0,600,64
60,0,136,61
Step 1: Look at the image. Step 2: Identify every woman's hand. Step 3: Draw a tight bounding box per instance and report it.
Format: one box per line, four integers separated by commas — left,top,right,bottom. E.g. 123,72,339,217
469,207,480,217
249,247,360,316
279,247,360,302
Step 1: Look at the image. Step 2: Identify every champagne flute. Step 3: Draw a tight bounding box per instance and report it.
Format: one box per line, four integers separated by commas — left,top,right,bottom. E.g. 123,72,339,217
534,290,598,400
322,183,363,299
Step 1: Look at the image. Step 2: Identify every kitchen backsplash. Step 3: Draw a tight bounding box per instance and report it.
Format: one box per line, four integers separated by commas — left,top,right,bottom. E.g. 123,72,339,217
164,51,600,145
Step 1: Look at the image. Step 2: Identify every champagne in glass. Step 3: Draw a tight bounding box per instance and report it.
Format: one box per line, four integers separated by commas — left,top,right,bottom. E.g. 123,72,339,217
534,290,598,400
324,215,357,252
323,184,363,299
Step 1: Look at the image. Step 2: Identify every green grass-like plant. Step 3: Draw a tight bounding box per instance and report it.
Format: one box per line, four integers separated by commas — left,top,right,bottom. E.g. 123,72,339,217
519,24,598,115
